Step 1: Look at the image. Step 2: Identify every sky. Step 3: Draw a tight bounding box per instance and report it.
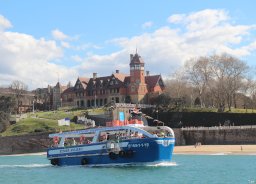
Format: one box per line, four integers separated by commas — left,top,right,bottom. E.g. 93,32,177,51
1,0,256,90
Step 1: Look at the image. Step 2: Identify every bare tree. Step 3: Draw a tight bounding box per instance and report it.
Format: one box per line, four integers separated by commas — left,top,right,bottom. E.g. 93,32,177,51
166,68,189,98
10,80,28,113
209,54,248,111
185,56,211,108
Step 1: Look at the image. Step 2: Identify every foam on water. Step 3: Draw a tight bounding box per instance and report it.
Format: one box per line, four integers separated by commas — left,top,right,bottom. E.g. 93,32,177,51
146,161,178,167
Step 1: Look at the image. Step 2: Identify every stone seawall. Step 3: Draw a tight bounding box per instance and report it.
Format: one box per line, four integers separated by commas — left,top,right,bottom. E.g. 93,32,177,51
0,133,50,155
0,126,256,155
174,126,256,146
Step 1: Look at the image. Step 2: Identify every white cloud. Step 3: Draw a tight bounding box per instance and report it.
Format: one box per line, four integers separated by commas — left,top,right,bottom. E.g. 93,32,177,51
168,9,229,30
142,21,153,29
1,9,256,90
61,41,71,48
0,26,78,89
85,9,256,78
0,15,12,30
51,29,68,40
167,14,185,24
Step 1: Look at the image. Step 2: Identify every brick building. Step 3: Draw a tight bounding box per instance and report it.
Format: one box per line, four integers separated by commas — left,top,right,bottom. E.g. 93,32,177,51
61,53,165,108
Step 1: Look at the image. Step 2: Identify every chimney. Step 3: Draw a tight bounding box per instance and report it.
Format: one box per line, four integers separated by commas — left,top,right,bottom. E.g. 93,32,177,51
146,71,150,76
116,70,119,73
93,73,97,80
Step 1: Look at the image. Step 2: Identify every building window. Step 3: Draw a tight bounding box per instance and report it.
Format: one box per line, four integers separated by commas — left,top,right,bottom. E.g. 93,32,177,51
81,100,84,107
115,97,119,103
131,86,135,92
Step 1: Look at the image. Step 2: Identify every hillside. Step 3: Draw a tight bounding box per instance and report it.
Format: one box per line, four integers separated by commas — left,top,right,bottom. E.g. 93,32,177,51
0,110,88,137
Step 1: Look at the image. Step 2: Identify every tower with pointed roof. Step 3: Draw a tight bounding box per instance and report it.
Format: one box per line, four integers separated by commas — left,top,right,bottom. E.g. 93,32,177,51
129,53,148,103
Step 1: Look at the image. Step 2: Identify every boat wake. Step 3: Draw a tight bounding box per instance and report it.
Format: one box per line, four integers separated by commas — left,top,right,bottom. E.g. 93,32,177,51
146,162,178,167
0,164,51,168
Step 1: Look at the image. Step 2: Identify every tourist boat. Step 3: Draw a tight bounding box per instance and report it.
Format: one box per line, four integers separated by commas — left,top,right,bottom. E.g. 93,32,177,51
47,109,175,166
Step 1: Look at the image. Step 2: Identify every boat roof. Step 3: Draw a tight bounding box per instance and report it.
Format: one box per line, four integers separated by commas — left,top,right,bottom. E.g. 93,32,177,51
49,125,153,138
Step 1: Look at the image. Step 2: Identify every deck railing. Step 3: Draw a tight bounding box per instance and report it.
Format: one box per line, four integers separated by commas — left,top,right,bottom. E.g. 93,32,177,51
181,125,256,131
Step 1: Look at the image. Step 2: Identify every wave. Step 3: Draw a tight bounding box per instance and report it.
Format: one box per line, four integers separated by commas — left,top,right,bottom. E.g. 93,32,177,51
0,164,51,168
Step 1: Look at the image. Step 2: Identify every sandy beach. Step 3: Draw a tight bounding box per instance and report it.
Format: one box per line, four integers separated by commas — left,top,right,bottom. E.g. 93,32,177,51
174,145,256,155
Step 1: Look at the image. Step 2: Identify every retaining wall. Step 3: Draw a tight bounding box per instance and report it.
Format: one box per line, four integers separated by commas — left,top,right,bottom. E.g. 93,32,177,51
174,126,256,145
0,126,256,155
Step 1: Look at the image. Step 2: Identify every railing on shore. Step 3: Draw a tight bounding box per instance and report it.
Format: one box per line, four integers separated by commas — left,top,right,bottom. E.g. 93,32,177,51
181,125,256,131
115,103,156,108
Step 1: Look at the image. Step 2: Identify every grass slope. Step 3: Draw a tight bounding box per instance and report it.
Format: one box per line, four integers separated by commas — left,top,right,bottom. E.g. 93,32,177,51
1,110,87,137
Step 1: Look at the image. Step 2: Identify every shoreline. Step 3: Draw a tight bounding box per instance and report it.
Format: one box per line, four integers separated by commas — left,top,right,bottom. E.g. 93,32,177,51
1,145,256,156
174,145,256,155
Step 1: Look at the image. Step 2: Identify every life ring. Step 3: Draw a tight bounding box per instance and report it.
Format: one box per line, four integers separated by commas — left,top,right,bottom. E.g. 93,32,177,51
126,150,134,158
109,152,118,160
119,150,126,157
81,158,88,165
53,136,59,145
50,158,59,166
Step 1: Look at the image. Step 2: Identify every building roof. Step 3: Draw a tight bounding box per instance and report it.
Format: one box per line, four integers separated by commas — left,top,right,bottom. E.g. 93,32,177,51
130,53,144,64
78,77,90,88
113,73,128,82
62,87,74,95
145,75,162,89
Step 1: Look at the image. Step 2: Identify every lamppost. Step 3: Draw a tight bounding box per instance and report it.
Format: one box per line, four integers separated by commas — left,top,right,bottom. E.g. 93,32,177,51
94,91,96,108
32,100,35,114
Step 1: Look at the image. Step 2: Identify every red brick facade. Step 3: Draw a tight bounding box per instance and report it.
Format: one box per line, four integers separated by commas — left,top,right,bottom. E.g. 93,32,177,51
61,53,165,108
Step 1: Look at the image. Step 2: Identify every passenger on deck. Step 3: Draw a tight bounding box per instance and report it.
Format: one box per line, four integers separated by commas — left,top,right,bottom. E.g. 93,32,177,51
100,134,108,142
86,139,91,144
72,138,77,146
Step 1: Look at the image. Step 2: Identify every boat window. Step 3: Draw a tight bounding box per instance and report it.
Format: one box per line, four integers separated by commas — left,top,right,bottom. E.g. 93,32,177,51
141,127,174,138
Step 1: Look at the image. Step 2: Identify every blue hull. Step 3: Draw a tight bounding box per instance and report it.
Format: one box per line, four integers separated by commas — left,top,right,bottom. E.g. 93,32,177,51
47,137,175,166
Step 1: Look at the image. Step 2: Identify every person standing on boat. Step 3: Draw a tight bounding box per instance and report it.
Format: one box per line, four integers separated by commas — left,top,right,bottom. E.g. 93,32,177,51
72,138,77,146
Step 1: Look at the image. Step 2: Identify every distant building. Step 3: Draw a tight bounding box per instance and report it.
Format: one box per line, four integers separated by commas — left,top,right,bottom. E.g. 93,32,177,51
62,53,165,108
33,53,165,110
33,85,52,110
52,82,67,110
0,87,34,113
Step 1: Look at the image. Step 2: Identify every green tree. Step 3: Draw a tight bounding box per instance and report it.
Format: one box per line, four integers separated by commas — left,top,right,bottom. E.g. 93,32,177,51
0,96,16,132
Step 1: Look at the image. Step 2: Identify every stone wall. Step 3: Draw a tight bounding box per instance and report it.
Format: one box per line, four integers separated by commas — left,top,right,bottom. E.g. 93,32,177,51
1,126,256,155
143,110,256,127
174,126,256,146
0,133,50,155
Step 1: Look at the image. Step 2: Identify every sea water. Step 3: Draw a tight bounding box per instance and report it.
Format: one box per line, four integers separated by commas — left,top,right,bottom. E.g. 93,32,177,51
0,154,255,184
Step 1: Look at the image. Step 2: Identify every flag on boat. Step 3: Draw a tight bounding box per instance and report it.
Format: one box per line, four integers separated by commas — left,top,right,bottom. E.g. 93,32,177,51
58,118,70,126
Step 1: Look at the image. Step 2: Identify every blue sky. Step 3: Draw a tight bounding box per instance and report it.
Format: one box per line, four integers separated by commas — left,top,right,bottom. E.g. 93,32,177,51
0,0,256,89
